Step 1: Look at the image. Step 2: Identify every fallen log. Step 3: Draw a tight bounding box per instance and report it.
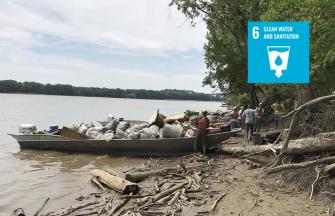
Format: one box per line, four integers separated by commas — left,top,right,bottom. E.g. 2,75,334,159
266,155,335,174
125,168,172,183
275,94,335,165
91,169,139,194
222,132,335,155
324,163,335,174
264,130,281,143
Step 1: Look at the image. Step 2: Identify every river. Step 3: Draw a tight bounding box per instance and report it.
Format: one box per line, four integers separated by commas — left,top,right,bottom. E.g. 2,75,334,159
0,93,223,215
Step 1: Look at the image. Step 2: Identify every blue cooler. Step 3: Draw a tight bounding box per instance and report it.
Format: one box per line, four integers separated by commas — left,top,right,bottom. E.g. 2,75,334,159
49,125,59,133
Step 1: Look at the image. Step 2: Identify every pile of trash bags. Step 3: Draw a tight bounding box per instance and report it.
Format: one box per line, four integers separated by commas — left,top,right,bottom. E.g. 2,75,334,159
68,109,228,141
68,111,195,140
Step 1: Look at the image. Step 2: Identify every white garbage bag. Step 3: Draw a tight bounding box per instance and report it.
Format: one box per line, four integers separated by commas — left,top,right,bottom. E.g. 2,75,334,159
87,130,99,139
125,123,149,135
106,119,119,131
185,129,195,137
159,124,184,138
128,131,141,140
115,128,126,139
139,125,160,139
95,133,105,140
79,124,88,134
116,121,131,132
107,114,115,122
87,122,95,128
69,123,80,132
104,133,114,141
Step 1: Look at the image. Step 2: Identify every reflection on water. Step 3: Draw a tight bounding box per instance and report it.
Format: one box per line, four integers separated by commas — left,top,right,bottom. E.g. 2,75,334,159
0,93,223,215
14,150,145,173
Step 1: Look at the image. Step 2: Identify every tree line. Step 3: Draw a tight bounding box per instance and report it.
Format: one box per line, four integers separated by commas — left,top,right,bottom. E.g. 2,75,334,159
0,80,223,101
170,0,335,107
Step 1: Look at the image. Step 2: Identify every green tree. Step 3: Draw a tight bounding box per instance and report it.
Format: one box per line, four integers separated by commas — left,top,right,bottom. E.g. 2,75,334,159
260,0,335,105
170,0,263,106
170,0,335,106
0,80,221,101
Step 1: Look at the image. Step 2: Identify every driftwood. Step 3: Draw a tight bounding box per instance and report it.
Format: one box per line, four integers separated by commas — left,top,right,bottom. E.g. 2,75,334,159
54,201,99,216
108,198,129,216
125,168,172,183
152,182,187,202
91,169,139,194
324,163,335,174
138,182,187,204
266,155,335,174
240,159,262,169
222,132,335,155
275,94,335,165
309,166,322,200
12,208,25,216
211,193,226,211
91,178,106,191
33,198,50,216
157,195,172,204
167,190,181,205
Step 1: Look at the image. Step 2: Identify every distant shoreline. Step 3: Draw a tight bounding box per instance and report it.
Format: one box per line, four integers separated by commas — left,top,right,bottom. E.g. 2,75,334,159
0,92,224,102
0,80,224,102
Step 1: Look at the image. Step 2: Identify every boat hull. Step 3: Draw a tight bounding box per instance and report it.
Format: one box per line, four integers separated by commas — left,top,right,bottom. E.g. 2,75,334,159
8,129,239,156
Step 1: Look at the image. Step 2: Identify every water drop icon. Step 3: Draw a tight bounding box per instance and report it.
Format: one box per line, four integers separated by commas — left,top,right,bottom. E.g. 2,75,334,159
275,55,282,66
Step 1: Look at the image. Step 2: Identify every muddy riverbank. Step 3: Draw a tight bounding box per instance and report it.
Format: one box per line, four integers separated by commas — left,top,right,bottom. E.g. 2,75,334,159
31,144,331,216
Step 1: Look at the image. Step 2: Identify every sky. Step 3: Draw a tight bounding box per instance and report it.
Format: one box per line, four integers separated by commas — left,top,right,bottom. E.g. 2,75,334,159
0,0,213,93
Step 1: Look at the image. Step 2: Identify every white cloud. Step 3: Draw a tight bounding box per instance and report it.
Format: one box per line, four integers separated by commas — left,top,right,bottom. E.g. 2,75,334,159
0,49,211,92
0,0,206,53
0,0,210,92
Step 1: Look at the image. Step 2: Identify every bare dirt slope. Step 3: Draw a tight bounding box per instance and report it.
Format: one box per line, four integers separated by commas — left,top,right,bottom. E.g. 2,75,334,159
199,157,327,216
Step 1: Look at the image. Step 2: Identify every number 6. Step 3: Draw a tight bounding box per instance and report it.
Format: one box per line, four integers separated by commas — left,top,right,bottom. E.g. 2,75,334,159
252,26,259,39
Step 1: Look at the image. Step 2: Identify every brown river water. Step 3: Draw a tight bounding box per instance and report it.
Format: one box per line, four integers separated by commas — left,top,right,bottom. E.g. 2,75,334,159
0,93,223,215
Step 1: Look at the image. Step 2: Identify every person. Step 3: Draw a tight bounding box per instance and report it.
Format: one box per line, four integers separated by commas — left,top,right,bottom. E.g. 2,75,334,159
194,110,210,154
229,106,239,129
254,103,264,132
271,100,285,128
238,106,245,129
242,105,256,140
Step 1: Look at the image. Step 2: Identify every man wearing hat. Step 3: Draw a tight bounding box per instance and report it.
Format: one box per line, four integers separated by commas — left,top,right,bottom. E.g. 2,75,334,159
194,110,210,154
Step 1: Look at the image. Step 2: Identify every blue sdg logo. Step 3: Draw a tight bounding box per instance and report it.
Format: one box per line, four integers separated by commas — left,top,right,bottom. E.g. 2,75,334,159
248,22,309,83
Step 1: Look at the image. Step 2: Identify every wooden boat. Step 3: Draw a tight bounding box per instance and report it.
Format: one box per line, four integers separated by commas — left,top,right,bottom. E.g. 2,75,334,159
8,129,240,156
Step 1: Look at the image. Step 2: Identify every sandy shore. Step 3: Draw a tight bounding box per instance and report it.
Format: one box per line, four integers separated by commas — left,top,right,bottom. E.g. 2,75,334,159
35,141,331,216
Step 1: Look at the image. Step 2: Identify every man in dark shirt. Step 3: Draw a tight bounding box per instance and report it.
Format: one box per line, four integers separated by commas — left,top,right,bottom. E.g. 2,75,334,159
194,110,210,154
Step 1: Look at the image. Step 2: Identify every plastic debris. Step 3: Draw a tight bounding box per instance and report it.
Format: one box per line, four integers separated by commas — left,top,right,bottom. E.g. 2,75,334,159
105,119,119,131
116,121,131,132
159,124,184,138
78,124,88,135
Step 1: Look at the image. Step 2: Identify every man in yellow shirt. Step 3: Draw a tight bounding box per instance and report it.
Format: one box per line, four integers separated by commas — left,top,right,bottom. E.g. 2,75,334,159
271,101,285,128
